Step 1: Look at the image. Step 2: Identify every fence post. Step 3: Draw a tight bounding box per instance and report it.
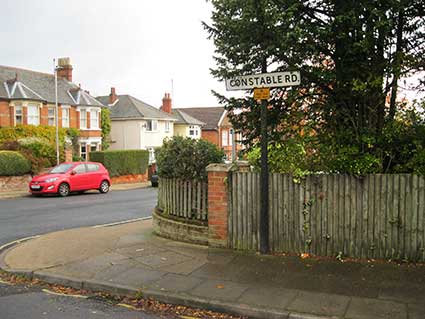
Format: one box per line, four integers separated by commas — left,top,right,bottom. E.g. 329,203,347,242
206,163,232,248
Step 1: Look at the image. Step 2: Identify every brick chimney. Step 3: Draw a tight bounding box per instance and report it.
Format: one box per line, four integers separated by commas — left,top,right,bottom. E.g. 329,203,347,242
109,87,118,104
161,93,172,113
57,57,73,82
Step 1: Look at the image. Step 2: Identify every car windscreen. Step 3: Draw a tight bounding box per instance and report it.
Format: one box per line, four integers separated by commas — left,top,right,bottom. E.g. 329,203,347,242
49,164,74,174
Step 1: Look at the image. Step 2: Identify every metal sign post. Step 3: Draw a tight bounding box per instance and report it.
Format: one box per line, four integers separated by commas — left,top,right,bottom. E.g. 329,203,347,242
225,71,300,254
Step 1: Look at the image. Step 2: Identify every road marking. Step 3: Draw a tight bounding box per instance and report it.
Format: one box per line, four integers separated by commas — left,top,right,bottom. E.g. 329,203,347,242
92,216,152,229
0,235,41,252
42,288,88,299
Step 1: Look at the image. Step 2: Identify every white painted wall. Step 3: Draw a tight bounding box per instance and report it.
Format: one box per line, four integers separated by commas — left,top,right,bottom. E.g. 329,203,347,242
140,120,174,148
109,119,174,150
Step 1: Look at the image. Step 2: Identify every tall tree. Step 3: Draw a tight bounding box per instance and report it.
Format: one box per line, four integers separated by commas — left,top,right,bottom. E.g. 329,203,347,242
204,0,425,173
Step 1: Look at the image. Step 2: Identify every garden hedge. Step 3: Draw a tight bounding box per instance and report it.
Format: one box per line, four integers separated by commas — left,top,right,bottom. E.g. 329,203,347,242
89,149,149,177
0,151,31,176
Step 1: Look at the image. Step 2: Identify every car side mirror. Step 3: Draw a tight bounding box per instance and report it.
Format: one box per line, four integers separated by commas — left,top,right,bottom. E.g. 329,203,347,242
70,170,77,175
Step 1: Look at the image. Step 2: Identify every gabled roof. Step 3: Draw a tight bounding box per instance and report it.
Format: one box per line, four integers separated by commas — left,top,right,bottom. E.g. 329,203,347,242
96,94,176,120
172,109,205,126
175,107,225,130
0,65,103,107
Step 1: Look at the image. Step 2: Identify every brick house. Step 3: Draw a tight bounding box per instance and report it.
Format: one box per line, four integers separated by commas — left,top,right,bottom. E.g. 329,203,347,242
175,107,244,161
0,58,104,160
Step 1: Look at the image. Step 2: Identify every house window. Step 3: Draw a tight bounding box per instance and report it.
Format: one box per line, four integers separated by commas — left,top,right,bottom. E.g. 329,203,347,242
14,105,23,125
146,120,158,132
90,143,98,152
62,108,70,128
165,121,170,133
27,104,39,125
80,143,87,160
229,129,233,146
221,130,228,146
90,110,99,129
48,107,55,126
189,126,199,137
80,109,87,129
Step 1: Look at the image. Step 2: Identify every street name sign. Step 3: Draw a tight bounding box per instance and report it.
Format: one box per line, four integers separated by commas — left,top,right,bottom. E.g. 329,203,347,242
225,71,300,91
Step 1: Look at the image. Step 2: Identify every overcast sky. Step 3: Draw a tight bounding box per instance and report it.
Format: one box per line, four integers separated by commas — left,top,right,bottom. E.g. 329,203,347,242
1,1,423,108
0,0,226,108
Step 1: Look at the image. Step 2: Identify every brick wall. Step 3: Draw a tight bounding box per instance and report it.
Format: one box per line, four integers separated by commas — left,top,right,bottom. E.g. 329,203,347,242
0,101,11,126
206,163,232,247
201,130,219,146
0,175,31,192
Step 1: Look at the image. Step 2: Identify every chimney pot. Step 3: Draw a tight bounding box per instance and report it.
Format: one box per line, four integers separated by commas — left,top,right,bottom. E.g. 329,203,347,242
161,92,172,113
57,57,73,82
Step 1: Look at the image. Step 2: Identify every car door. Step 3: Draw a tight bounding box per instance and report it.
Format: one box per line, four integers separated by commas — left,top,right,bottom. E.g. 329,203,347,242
86,163,101,189
69,164,89,190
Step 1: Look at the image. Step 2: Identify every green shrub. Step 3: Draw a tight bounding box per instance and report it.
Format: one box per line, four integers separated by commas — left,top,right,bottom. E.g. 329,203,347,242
1,138,57,174
90,149,149,177
0,126,79,173
0,151,31,176
155,136,225,181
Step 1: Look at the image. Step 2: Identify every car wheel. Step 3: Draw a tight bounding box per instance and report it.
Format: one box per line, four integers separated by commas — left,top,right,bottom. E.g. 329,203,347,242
58,183,70,197
99,180,110,194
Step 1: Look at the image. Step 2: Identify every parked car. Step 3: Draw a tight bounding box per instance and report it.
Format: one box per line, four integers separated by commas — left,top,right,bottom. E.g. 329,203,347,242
29,162,111,197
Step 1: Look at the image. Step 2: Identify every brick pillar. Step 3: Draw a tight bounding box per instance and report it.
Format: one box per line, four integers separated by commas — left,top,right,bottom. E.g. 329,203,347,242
64,147,73,162
206,163,232,248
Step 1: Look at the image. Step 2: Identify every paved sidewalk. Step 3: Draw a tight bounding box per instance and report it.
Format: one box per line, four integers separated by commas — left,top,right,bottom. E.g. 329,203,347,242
1,219,424,319
0,182,150,199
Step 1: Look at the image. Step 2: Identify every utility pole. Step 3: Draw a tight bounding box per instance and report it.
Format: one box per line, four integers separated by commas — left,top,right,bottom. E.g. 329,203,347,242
54,59,60,165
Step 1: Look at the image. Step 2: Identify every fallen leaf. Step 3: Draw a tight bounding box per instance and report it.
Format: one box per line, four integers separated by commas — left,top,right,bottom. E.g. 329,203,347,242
216,284,225,289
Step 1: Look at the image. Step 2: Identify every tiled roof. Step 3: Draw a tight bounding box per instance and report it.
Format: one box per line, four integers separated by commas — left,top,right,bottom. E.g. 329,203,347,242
96,94,176,120
172,109,205,126
0,65,103,107
175,107,225,130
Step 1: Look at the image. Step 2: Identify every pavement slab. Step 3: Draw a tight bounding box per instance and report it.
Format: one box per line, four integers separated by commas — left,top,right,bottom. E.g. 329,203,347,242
134,250,191,268
286,291,350,317
238,286,298,309
189,279,249,302
148,273,204,292
345,297,407,319
407,303,425,319
108,266,166,288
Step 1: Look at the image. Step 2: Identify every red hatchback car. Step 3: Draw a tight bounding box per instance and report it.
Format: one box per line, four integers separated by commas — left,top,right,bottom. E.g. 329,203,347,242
29,162,111,197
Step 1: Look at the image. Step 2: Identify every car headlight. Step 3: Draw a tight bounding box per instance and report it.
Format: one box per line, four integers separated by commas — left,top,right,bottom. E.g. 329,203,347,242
45,177,59,183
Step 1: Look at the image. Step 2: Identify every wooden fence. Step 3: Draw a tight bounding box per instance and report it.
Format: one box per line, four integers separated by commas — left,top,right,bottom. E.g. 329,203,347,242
229,173,425,262
157,178,208,221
